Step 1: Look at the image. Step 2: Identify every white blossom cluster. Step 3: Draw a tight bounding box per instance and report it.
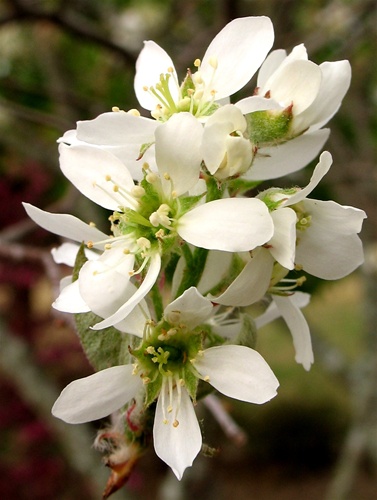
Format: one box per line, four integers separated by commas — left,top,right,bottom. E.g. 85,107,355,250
23,17,366,482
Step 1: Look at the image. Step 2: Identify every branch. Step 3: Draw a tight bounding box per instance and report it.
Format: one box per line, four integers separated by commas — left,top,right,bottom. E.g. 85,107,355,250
0,4,137,66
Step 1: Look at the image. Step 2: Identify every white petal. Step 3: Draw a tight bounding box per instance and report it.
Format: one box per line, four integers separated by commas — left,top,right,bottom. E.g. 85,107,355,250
23,203,108,249
178,198,274,252
76,111,158,145
51,242,99,267
205,104,247,131
113,299,149,337
272,295,313,370
295,60,351,131
52,365,142,424
196,251,233,294
59,144,136,210
194,345,279,404
235,96,283,114
164,287,213,329
282,151,333,206
154,385,201,480
209,249,274,306
92,252,162,329
267,60,322,115
78,249,135,320
246,128,330,180
53,280,90,313
202,120,231,174
257,49,287,88
155,113,203,196
201,16,274,100
269,208,297,269
295,200,366,279
134,41,178,110
255,291,311,330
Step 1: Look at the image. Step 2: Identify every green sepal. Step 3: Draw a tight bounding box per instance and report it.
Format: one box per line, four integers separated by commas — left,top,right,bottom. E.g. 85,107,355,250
176,191,206,217
145,374,163,407
183,365,198,401
72,242,87,282
232,313,257,350
180,71,195,98
205,175,223,202
246,105,293,146
227,177,262,196
139,176,161,211
138,142,154,160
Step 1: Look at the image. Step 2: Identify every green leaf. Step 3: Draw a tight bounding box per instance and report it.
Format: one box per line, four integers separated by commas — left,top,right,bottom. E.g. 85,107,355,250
74,311,133,371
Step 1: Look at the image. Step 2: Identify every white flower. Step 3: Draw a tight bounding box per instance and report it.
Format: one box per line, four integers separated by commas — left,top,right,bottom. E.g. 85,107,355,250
24,112,274,330
134,16,274,120
206,151,366,309
238,44,351,180
52,287,279,479
262,151,367,279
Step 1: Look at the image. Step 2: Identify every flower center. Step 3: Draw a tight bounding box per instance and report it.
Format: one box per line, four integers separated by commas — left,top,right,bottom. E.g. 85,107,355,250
144,58,220,121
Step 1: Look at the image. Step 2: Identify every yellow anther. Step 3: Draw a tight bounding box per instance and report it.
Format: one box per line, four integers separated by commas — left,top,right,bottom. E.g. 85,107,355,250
155,229,165,239
131,185,145,198
194,58,201,67
105,175,111,181
173,420,179,428
163,419,169,425
167,405,173,413
179,379,185,386
146,172,158,183
112,106,120,112
171,190,178,198
203,375,210,382
142,377,151,385
127,108,141,116
113,185,119,192
143,85,149,91
163,172,171,180
123,248,130,255
89,221,96,227
168,66,174,73
104,243,112,250
137,237,151,249
87,241,94,249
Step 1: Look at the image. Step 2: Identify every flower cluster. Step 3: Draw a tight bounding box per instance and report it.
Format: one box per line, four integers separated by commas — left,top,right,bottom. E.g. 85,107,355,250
23,16,365,492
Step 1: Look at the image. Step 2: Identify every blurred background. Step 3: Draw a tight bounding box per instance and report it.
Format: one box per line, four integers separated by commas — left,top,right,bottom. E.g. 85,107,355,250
0,0,376,499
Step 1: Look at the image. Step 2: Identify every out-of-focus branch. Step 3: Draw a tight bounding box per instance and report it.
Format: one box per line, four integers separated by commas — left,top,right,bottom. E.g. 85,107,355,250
0,323,106,497
0,1,136,66
0,96,73,131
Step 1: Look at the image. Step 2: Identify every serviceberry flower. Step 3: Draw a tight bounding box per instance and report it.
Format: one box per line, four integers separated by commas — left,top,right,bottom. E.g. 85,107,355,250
134,16,274,121
238,44,351,180
52,287,279,479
